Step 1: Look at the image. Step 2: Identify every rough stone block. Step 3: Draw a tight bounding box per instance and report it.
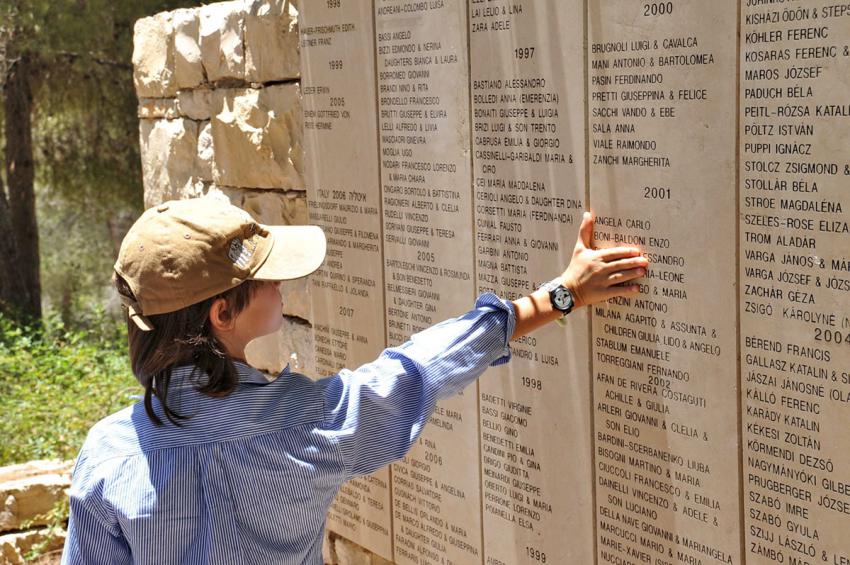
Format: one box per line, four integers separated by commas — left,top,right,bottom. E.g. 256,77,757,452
278,316,315,377
0,527,66,564
172,8,205,89
0,462,73,532
177,88,214,121
137,98,180,120
195,121,215,183
139,119,201,208
210,85,304,189
212,187,305,225
200,1,247,82
278,276,310,321
245,0,300,83
334,537,373,565
323,531,338,564
133,13,176,98
0,461,73,486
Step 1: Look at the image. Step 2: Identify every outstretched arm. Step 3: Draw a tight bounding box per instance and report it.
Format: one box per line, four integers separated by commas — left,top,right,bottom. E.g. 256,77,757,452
511,211,648,339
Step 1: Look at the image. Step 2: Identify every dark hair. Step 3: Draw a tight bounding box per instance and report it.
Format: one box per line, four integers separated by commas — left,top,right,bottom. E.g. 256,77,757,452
114,274,262,426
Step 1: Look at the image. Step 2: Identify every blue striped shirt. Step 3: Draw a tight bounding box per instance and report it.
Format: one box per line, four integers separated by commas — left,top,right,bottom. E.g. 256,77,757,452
61,293,515,564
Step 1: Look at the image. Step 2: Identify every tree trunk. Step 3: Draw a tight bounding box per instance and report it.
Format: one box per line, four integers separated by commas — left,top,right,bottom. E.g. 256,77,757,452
0,173,28,319
3,52,41,322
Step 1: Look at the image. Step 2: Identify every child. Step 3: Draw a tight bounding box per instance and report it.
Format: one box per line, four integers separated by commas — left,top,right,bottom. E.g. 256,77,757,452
61,196,647,564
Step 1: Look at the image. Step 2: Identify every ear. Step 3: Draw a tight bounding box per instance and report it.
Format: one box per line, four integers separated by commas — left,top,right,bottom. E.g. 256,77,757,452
208,297,236,333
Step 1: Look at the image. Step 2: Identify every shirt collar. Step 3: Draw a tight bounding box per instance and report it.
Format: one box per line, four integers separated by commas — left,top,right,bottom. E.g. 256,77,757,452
232,360,291,385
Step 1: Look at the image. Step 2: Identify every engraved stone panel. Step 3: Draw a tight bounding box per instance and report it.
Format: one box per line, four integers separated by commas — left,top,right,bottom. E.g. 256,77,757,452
468,1,594,563
300,1,393,558
588,2,741,564
740,3,850,564
374,1,481,563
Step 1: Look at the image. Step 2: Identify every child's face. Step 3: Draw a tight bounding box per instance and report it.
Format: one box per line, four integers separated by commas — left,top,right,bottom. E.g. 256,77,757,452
233,281,285,340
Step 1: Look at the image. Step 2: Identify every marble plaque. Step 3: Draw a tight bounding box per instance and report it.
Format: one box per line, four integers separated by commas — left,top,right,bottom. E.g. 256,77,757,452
299,2,392,558
740,3,850,564
588,2,742,564
374,1,481,563
468,1,594,563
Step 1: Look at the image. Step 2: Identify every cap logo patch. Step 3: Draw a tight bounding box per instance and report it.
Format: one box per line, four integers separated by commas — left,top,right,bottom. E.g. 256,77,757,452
228,236,259,269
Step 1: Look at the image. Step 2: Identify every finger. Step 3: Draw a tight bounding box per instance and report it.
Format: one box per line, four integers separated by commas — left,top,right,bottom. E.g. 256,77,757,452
606,267,646,286
600,256,649,274
576,211,594,251
596,246,644,262
602,284,641,301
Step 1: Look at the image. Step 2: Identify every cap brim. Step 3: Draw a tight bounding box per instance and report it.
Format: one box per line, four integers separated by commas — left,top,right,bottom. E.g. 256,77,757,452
251,225,327,281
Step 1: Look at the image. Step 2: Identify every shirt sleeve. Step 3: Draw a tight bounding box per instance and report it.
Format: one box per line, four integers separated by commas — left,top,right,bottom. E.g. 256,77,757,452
318,293,515,478
61,458,132,565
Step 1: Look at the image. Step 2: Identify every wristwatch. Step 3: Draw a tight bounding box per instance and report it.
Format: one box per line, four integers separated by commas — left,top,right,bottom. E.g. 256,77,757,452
539,278,574,326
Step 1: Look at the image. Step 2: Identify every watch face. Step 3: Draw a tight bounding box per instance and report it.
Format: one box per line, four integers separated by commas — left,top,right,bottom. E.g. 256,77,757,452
553,287,573,310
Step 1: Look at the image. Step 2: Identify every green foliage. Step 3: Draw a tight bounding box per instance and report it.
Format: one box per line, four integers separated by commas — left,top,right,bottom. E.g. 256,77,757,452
37,184,128,326
0,305,139,466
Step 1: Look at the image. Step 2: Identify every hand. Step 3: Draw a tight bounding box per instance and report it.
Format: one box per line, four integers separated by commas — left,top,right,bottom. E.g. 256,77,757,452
560,211,648,308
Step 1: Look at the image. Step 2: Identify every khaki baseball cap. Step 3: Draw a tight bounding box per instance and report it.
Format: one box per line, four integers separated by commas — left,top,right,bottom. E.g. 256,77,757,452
114,196,326,331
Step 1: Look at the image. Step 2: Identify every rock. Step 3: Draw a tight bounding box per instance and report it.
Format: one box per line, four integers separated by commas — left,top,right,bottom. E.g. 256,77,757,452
133,13,176,98
279,276,311,320
279,316,315,377
322,531,338,564
334,537,373,565
0,462,73,486
177,88,214,121
195,121,215,182
139,119,201,208
212,187,305,225
210,85,304,189
137,98,180,120
244,0,300,82
0,527,66,565
200,1,247,83
172,8,204,89
244,189,307,225
0,461,73,533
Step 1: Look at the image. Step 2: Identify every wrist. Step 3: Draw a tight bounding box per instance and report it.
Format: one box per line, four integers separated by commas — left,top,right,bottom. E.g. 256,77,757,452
561,277,584,309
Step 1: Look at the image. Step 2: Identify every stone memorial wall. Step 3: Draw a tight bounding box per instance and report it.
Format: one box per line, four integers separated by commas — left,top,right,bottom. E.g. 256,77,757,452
300,3,393,557
136,1,850,564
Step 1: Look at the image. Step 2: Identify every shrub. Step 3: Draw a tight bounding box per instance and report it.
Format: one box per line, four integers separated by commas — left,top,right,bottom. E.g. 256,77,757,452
0,308,138,466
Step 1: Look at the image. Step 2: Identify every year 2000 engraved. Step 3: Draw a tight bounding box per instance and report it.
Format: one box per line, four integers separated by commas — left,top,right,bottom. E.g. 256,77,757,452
643,2,672,16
